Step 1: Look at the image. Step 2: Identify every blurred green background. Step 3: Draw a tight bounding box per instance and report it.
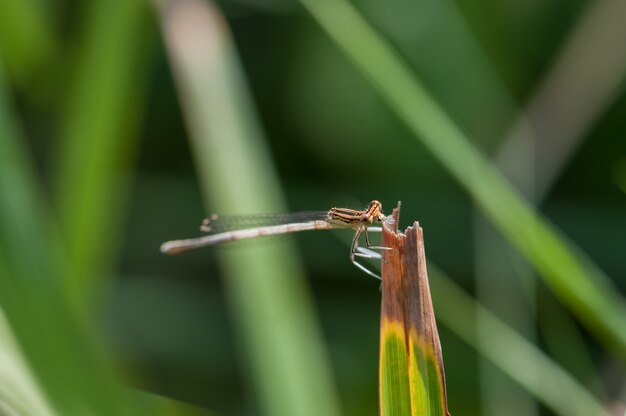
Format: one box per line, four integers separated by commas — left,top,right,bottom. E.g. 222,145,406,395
0,0,625,415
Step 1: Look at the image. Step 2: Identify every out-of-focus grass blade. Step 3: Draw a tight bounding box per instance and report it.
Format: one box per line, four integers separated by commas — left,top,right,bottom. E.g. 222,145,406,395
479,1,626,407
300,0,626,356
0,63,136,415
428,264,610,416
0,309,55,416
129,389,215,416
154,1,341,415
0,0,56,90
379,206,450,416
54,0,153,306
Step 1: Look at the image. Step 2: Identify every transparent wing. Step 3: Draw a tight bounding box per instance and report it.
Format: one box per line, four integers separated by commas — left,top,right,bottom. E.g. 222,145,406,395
200,211,329,233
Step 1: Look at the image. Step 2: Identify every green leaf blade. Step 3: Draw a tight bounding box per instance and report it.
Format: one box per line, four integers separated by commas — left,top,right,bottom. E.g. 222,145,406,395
380,322,412,416
379,207,450,416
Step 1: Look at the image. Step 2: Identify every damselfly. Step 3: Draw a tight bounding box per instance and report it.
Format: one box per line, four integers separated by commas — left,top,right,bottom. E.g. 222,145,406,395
160,200,393,279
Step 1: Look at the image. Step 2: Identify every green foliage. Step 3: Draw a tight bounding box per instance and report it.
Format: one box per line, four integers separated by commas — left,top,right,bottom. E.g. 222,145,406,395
0,61,135,416
0,0,624,414
300,0,626,357
0,0,197,415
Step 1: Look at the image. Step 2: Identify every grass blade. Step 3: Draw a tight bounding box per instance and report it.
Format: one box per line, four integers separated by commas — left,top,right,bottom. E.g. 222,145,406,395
0,0,56,89
0,310,55,416
54,0,153,305
0,62,136,415
154,1,341,415
428,264,610,416
380,206,450,416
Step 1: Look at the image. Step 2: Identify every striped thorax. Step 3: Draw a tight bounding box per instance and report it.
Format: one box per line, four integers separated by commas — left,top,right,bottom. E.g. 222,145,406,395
327,200,386,226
